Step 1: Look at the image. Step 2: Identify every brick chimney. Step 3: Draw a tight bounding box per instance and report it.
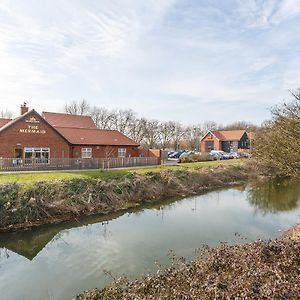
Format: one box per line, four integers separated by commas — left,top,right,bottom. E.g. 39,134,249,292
20,102,29,115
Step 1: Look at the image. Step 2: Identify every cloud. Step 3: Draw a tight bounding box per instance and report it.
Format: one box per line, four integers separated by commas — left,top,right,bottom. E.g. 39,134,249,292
0,0,299,125
272,0,300,23
236,0,300,28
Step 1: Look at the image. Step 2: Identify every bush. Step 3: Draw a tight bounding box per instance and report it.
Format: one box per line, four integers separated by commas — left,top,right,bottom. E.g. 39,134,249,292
179,154,215,163
253,89,300,176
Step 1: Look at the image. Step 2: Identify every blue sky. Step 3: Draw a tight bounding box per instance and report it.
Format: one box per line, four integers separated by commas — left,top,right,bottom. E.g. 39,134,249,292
0,0,300,125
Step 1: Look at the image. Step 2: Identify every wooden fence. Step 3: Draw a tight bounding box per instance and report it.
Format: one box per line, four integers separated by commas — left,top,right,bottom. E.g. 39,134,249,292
0,157,160,172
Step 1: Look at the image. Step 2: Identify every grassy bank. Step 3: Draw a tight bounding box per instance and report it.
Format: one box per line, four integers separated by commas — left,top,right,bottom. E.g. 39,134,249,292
0,162,251,232
0,159,241,184
75,233,300,300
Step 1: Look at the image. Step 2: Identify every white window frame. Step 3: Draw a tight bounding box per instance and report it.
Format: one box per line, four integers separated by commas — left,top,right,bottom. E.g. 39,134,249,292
118,148,126,158
82,147,92,159
24,147,50,164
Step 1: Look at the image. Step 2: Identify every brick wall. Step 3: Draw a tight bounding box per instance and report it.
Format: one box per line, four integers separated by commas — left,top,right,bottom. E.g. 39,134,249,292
71,145,140,158
0,110,160,160
70,146,163,159
200,133,221,153
0,111,71,158
137,148,161,158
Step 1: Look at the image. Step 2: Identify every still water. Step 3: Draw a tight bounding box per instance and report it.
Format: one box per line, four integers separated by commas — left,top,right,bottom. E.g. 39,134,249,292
0,179,300,300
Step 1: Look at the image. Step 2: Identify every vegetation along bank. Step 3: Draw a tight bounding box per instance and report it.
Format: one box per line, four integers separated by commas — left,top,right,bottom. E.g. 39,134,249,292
75,227,300,300
0,160,254,232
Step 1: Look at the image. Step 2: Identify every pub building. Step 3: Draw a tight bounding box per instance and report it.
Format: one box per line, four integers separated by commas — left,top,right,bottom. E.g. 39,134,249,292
0,103,140,162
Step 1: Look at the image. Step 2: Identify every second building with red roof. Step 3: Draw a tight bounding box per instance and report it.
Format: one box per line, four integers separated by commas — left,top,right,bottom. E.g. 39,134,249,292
200,130,251,153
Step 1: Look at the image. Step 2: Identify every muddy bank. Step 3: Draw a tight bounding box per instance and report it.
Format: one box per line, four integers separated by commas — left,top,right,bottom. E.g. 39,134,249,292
75,233,300,300
0,165,254,232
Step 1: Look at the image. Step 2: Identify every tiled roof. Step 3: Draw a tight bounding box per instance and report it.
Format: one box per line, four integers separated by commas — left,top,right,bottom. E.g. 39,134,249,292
42,112,97,129
0,118,12,128
211,130,246,141
55,127,139,146
247,131,256,140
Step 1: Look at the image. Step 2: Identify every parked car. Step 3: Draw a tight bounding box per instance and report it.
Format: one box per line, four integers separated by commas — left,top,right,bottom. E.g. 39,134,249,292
238,152,251,158
168,151,178,158
208,151,223,160
209,150,232,160
179,151,193,158
168,151,175,158
169,150,186,158
229,152,239,159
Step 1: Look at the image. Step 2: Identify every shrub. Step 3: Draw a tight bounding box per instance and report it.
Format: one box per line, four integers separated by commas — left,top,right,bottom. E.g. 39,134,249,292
253,89,300,176
179,154,215,163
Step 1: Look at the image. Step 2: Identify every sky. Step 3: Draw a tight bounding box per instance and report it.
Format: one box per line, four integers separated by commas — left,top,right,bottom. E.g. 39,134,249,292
0,0,300,125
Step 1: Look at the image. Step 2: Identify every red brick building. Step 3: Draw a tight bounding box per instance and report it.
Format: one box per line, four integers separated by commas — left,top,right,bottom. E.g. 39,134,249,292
0,104,140,160
200,130,250,153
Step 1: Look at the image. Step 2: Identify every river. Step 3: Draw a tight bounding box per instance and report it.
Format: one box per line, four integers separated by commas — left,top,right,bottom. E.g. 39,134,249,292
0,179,300,300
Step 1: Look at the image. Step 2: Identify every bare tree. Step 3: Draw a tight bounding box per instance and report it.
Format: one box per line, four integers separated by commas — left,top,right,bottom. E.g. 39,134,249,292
182,125,203,151
127,117,148,144
114,109,136,135
0,110,13,119
62,99,259,152
219,121,257,132
142,119,161,149
90,107,114,129
202,120,218,132
171,122,185,150
253,89,300,176
159,121,176,150
64,99,90,115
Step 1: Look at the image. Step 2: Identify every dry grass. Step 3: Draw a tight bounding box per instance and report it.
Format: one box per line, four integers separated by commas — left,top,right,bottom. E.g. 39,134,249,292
75,237,300,300
282,224,300,241
0,159,242,184
0,164,251,231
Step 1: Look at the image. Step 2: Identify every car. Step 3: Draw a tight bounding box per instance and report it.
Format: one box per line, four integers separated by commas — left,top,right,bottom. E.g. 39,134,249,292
168,151,175,157
207,153,218,160
175,150,187,158
209,150,232,160
238,152,251,158
229,152,239,159
169,150,186,158
168,151,178,158
208,151,224,160
179,151,193,158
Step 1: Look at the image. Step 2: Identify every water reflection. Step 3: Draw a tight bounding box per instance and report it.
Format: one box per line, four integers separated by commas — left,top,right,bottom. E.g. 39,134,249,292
0,180,300,300
0,211,123,260
0,248,10,260
247,179,300,214
1,180,300,261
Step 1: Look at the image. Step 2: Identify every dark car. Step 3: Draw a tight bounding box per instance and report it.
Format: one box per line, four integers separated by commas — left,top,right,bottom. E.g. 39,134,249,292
168,151,175,157
168,151,178,158
169,150,186,158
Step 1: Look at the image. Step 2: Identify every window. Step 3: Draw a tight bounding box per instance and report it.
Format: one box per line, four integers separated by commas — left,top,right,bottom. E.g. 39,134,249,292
24,147,50,163
207,133,213,139
118,148,126,158
82,148,92,159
